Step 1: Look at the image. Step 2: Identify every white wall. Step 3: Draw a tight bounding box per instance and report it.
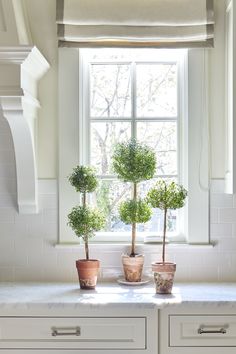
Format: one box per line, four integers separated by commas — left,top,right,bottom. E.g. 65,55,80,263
209,0,226,178
0,114,235,282
0,0,235,282
25,0,58,179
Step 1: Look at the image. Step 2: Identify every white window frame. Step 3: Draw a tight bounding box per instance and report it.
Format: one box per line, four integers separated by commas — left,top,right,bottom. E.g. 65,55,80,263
58,48,209,245
80,49,184,243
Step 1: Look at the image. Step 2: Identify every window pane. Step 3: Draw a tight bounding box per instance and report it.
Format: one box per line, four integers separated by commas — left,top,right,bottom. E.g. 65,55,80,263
137,121,177,175
90,64,131,117
92,178,178,234
136,64,177,117
91,122,131,175
92,180,132,232
138,178,178,234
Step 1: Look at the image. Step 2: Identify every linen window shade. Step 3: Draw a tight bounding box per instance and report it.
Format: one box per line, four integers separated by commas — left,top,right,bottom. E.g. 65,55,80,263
56,0,214,48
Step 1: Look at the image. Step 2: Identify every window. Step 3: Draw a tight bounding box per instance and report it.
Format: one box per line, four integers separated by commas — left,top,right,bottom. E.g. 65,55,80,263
79,49,187,242
58,48,209,245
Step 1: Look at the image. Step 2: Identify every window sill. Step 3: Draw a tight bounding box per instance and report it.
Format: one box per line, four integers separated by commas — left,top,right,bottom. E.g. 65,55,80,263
55,242,215,250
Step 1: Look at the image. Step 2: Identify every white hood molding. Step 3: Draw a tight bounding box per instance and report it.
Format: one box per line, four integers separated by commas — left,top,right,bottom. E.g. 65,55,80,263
0,46,50,213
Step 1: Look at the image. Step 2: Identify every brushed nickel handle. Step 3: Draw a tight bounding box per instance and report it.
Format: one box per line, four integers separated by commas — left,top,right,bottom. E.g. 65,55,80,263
51,326,81,337
198,326,227,335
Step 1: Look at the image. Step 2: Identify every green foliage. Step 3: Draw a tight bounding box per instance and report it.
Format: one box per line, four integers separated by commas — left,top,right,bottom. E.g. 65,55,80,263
112,139,156,183
147,180,188,210
68,166,98,193
67,206,105,241
119,199,152,224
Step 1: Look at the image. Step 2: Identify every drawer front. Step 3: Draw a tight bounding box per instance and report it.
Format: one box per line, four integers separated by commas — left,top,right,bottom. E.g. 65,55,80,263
170,315,236,347
0,317,146,350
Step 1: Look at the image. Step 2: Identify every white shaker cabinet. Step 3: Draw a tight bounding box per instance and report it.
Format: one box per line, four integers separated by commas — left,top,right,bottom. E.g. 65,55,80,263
0,308,158,354
160,306,236,354
1,283,236,354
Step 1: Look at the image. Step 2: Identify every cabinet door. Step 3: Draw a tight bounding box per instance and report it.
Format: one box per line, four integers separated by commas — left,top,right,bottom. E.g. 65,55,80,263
170,315,236,347
0,317,146,350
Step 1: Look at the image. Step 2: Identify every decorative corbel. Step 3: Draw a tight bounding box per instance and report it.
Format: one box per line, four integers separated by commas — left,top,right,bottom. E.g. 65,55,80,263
0,46,50,213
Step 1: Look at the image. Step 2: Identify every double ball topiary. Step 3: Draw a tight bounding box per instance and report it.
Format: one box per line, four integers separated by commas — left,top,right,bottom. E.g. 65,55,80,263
112,139,156,256
68,165,105,260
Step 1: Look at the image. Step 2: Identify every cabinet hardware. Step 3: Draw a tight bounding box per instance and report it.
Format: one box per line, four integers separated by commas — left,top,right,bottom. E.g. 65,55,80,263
198,326,227,335
51,326,81,336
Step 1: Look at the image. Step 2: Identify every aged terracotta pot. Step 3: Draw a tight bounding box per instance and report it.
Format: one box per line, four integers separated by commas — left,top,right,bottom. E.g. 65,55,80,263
122,254,144,282
76,259,100,290
152,262,176,294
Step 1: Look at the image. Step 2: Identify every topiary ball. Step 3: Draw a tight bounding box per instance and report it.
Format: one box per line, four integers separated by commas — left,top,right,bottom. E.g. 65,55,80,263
68,165,98,193
119,199,152,224
147,179,188,210
112,139,156,183
68,205,105,240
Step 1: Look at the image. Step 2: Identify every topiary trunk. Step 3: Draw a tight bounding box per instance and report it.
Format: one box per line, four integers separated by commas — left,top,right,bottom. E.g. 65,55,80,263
82,192,89,260
131,183,137,257
162,208,167,264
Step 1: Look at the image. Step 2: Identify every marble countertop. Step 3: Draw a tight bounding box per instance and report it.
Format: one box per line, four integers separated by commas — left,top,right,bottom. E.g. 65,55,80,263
0,282,236,310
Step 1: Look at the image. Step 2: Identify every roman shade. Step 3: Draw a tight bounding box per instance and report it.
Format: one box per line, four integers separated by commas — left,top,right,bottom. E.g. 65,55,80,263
56,0,214,48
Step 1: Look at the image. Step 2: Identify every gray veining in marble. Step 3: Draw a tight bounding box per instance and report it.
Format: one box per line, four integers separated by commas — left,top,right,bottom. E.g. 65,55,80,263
0,283,236,310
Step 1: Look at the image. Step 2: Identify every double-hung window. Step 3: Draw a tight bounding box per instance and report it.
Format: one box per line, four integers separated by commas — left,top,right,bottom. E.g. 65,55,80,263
79,49,187,243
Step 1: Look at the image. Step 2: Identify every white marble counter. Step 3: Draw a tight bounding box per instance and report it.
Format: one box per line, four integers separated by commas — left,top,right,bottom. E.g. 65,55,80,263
0,283,236,311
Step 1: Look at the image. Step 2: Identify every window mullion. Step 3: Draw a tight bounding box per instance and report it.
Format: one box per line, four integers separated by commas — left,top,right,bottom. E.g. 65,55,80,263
131,61,137,139
85,63,91,165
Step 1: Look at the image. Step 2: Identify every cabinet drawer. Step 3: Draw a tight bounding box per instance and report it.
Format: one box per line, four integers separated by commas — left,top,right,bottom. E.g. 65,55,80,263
170,315,236,347
0,317,146,350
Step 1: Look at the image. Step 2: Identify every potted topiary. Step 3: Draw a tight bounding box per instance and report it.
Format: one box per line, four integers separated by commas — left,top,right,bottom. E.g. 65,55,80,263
147,179,187,294
112,139,156,282
68,166,105,289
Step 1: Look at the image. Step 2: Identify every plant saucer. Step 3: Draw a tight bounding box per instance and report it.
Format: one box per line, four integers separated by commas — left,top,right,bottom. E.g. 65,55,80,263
117,277,150,286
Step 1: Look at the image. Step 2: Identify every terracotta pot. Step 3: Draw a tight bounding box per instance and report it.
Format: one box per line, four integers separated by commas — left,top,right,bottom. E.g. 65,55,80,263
152,262,176,294
76,259,100,290
122,254,144,282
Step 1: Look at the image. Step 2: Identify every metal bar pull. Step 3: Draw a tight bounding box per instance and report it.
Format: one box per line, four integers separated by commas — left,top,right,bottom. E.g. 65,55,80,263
51,326,81,337
198,326,227,335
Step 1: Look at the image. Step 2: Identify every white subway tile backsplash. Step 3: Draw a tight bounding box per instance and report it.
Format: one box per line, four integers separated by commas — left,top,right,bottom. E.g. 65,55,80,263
210,208,218,223
0,178,16,194
0,267,14,281
0,193,17,208
14,266,44,282
189,264,219,282
0,163,15,178
210,223,232,237
0,178,235,282
210,179,225,194
219,208,236,223
42,208,58,224
232,224,236,237
211,193,233,208
0,207,15,223
0,149,15,163
218,237,236,251
39,194,58,209
38,179,57,194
